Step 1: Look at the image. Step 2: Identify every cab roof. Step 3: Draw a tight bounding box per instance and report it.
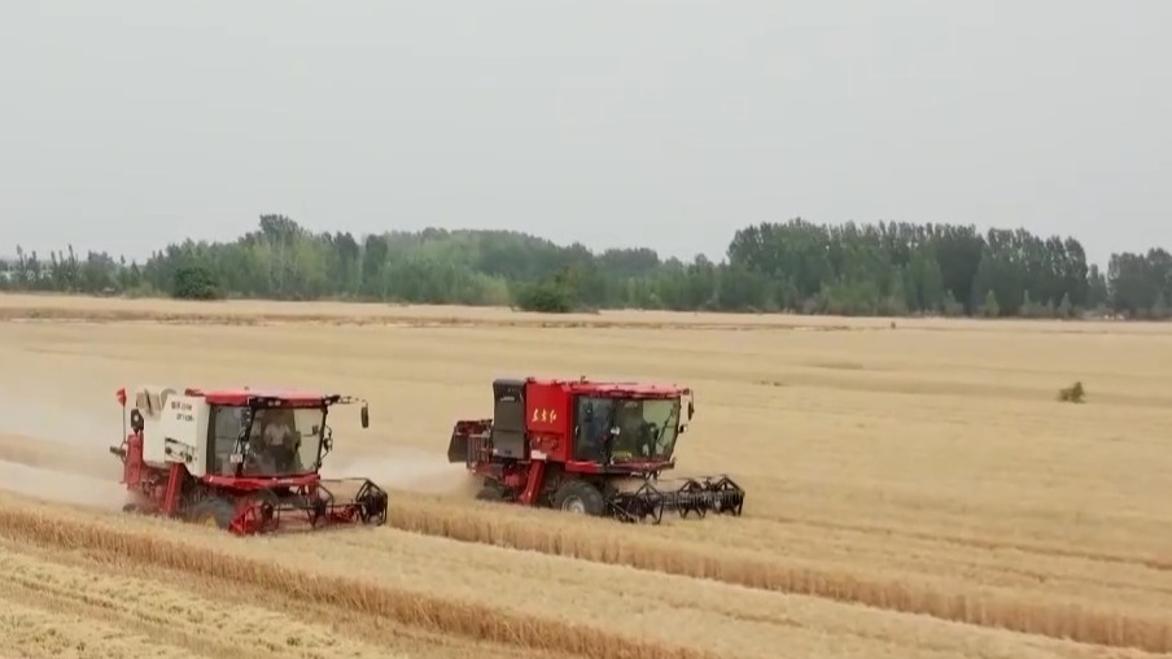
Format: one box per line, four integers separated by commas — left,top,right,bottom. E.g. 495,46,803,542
186,388,335,407
527,378,687,398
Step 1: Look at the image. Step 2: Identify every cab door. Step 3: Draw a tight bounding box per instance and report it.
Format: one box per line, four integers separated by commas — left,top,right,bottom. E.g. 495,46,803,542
573,397,612,463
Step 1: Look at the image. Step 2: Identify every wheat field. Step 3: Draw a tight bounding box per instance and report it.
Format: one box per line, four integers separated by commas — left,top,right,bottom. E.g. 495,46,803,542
0,293,1168,658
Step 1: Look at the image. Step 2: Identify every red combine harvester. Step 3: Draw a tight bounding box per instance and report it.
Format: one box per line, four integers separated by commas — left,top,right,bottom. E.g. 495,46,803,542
448,378,745,523
110,386,388,535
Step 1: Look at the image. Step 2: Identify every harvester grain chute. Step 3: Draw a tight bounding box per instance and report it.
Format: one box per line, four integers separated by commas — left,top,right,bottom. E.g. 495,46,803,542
110,386,387,535
447,378,745,523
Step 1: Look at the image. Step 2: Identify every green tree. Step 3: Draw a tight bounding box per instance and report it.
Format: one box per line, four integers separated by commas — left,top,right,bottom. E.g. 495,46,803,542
881,275,910,316
1153,292,1170,320
513,279,574,312
1108,249,1172,316
7,214,1151,321
941,290,965,317
981,290,1000,318
1086,265,1109,310
172,263,221,300
1020,291,1048,318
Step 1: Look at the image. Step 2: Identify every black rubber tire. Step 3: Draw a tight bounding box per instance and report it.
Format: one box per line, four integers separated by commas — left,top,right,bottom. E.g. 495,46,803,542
551,480,605,516
186,498,236,530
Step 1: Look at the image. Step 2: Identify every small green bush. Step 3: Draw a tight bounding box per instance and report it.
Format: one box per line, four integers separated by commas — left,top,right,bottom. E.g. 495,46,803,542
172,264,221,300
1057,381,1085,403
513,280,574,313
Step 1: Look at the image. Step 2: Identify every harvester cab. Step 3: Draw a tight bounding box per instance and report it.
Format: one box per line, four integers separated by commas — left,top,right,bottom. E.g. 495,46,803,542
110,386,387,535
448,377,744,523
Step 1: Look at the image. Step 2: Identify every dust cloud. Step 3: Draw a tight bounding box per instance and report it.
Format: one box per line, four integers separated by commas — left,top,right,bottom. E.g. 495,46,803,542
0,380,119,449
323,446,479,497
0,382,480,503
0,382,128,506
0,459,127,510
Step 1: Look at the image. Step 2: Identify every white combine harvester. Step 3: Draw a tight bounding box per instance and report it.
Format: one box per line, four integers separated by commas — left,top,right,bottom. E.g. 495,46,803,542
110,385,387,534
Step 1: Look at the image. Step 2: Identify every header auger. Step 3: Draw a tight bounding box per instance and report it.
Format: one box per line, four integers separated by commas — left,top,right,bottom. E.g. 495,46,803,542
447,378,745,523
110,386,387,535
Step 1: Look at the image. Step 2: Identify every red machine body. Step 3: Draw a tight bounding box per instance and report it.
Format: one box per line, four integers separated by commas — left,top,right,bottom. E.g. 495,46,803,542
448,377,744,522
520,379,681,471
111,386,387,535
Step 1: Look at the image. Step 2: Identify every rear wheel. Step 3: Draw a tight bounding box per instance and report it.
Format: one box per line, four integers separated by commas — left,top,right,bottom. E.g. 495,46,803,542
552,480,605,516
186,498,236,530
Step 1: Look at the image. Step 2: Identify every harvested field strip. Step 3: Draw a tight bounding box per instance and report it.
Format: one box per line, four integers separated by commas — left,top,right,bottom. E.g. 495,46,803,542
11,532,576,659
654,512,1172,605
0,507,709,659
753,511,1172,573
3,494,1131,659
389,495,1172,653
0,581,276,659
0,590,199,659
0,541,399,659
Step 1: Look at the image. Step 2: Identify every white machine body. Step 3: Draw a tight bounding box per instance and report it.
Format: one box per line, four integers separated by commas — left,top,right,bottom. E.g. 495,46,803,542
133,385,210,477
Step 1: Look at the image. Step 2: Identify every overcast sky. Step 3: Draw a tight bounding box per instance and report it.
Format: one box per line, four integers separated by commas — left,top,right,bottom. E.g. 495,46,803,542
1,1,1169,266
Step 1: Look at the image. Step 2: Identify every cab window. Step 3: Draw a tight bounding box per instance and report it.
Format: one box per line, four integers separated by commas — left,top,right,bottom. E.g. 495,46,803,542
574,397,613,462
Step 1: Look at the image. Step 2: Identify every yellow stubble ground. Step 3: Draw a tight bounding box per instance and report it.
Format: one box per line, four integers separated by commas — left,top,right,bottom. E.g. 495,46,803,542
0,294,1168,657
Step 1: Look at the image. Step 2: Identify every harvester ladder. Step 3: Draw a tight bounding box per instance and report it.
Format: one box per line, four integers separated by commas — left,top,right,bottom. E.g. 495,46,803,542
162,462,186,516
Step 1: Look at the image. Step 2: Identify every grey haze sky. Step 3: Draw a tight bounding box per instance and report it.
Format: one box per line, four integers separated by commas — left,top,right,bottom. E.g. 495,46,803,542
1,1,1169,266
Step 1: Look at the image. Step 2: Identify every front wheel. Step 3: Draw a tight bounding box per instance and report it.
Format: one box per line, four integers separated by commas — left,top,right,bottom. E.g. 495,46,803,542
552,480,605,516
186,498,237,530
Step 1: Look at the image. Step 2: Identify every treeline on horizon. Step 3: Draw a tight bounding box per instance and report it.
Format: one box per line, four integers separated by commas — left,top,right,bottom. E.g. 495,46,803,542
2,214,1171,319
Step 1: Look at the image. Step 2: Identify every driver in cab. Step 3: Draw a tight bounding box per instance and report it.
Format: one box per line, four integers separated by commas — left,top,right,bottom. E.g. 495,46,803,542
251,410,301,473
615,401,655,459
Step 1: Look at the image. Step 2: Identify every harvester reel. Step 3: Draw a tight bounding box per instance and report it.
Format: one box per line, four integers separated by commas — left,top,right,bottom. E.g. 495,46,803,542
706,475,746,516
606,474,745,523
676,478,709,519
608,482,666,524
354,480,389,524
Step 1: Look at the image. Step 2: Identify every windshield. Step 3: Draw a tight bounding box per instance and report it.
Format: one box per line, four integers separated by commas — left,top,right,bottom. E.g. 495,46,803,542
208,405,325,476
612,398,680,462
574,396,680,463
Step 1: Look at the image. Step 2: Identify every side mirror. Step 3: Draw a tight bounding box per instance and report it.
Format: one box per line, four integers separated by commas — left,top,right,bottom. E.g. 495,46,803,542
322,426,334,453
687,400,695,420
360,404,370,429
